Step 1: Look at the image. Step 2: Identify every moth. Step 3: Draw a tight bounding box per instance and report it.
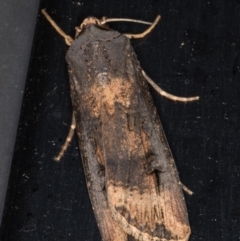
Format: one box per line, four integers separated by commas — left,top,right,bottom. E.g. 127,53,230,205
42,9,199,241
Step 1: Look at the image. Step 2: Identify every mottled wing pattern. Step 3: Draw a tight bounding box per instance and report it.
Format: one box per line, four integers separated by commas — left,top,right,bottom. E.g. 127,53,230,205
100,47,190,241
67,26,129,241
66,24,190,241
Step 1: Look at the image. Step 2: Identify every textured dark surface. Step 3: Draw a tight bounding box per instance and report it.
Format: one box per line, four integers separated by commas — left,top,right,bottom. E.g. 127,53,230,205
0,0,240,241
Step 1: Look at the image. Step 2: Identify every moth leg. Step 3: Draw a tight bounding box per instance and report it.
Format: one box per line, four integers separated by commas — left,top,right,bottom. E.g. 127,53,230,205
54,113,76,161
41,9,73,46
142,70,200,102
180,182,193,195
124,15,161,39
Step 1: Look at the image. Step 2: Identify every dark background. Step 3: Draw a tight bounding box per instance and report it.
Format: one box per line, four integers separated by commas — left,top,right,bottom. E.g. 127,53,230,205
1,0,240,240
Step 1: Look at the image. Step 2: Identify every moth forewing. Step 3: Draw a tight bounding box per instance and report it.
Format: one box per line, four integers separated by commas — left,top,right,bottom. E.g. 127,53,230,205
67,25,191,241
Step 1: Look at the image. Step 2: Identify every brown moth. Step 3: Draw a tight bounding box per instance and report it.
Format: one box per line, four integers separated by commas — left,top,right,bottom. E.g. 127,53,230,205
42,9,199,241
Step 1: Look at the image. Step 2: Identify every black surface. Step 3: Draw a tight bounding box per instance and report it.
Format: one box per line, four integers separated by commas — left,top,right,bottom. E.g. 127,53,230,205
0,1,40,225
1,0,240,240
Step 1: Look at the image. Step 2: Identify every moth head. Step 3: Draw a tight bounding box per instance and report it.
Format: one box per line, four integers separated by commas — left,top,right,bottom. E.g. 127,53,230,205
75,17,109,38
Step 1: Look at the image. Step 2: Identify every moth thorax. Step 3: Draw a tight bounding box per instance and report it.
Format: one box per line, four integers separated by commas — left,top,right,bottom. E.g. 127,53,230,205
75,17,102,37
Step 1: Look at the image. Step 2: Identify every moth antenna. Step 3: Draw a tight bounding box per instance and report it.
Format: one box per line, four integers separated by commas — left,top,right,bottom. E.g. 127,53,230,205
41,9,73,46
101,17,152,25
142,70,200,102
124,15,161,39
100,15,161,39
54,114,76,161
